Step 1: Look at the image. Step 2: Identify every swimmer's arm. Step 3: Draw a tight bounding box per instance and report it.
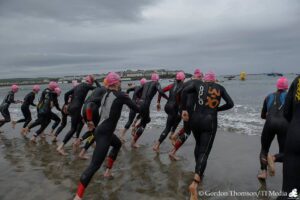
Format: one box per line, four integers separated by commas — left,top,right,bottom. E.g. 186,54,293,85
29,93,36,106
261,98,267,119
126,87,135,94
64,89,74,104
124,95,140,113
53,97,61,111
156,83,169,100
284,79,295,122
217,87,234,111
157,84,173,104
181,82,196,110
94,80,101,87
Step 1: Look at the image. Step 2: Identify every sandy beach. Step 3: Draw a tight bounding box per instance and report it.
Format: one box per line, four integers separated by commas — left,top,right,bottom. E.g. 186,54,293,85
0,122,283,200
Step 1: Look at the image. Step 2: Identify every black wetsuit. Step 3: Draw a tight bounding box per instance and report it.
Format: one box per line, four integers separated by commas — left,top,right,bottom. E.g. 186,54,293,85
181,80,234,177
259,90,288,171
16,92,36,128
124,86,143,129
49,93,61,131
133,81,168,142
157,80,183,144
0,91,16,127
76,89,140,198
279,76,300,198
81,87,107,151
174,79,197,149
28,88,58,136
62,81,99,145
54,104,68,137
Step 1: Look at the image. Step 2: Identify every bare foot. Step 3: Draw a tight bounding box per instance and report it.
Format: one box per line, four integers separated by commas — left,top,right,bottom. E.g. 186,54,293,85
169,152,180,161
73,195,82,200
11,121,17,129
78,150,89,160
52,136,58,142
131,141,140,148
267,155,275,176
257,170,267,180
104,169,113,178
30,136,37,143
40,133,46,138
152,143,160,153
23,127,30,135
57,147,68,156
189,182,199,200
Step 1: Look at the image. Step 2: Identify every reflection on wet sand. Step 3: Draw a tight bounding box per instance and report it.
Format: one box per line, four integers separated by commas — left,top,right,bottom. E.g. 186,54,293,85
0,124,282,200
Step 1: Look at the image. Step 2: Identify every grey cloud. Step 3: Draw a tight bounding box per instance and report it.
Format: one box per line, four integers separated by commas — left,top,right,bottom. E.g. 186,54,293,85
0,0,300,78
0,0,158,23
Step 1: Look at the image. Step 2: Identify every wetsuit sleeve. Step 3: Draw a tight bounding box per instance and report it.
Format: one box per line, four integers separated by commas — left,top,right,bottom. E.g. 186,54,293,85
261,98,268,119
64,88,74,104
94,80,101,88
157,84,173,103
30,94,36,106
123,94,140,113
181,82,196,110
53,94,61,111
9,93,16,104
156,83,168,100
126,87,135,94
217,87,234,112
284,79,295,122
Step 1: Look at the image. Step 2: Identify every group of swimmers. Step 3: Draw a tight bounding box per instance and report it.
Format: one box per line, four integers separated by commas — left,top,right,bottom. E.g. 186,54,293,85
0,70,299,200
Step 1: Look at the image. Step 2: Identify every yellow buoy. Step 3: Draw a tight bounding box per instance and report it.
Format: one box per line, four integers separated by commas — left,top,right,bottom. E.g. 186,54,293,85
240,72,246,81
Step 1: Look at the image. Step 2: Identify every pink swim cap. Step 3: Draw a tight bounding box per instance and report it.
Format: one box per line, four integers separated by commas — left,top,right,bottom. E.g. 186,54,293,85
194,69,203,78
48,81,58,91
204,71,216,82
106,72,121,86
32,85,40,93
176,71,185,81
11,84,19,93
85,75,95,85
72,80,79,87
276,77,289,90
54,87,62,96
140,78,147,85
151,73,160,81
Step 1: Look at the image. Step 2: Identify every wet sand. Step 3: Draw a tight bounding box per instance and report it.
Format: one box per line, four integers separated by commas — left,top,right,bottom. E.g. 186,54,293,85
0,123,282,200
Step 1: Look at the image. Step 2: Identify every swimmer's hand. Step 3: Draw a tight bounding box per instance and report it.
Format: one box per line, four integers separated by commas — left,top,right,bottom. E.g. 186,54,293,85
157,103,161,111
182,110,189,121
63,104,69,114
87,121,95,131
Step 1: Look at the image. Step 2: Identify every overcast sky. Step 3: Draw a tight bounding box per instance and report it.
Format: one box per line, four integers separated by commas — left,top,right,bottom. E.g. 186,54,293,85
0,0,299,78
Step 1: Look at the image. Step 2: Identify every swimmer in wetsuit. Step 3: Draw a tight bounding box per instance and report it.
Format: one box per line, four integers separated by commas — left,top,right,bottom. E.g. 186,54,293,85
278,75,300,199
119,78,146,143
12,85,40,134
257,77,289,180
153,71,185,153
52,81,79,142
57,75,100,155
73,72,140,200
181,71,234,200
169,69,203,160
28,85,62,142
131,73,168,148
0,85,22,131
78,85,107,159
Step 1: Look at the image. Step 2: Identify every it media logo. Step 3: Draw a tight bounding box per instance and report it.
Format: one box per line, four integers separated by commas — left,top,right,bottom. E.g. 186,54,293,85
288,189,299,199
